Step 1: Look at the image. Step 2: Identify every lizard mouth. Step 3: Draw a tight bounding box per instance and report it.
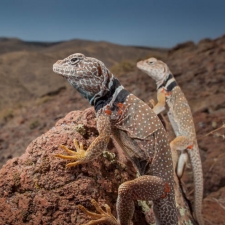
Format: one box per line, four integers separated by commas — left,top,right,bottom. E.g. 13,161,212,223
53,63,77,78
136,61,143,68
136,61,148,72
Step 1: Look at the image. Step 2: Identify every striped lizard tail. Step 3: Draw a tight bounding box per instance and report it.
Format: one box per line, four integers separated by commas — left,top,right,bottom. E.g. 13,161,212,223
188,143,204,225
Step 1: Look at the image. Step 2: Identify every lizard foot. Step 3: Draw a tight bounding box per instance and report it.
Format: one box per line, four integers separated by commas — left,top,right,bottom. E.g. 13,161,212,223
55,139,87,168
78,199,119,225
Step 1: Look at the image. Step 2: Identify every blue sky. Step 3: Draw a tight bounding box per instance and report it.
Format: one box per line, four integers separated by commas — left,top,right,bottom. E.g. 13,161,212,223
0,0,225,48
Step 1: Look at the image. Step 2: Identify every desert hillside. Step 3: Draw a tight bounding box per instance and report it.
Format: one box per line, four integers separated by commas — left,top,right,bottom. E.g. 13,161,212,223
0,38,167,166
0,38,167,110
0,35,225,224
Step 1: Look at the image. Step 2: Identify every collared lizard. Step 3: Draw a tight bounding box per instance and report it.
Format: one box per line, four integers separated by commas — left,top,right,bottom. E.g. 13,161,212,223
52,53,193,225
137,57,204,225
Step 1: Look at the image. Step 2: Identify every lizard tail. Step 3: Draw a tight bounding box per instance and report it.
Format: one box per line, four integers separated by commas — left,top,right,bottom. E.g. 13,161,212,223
188,143,204,225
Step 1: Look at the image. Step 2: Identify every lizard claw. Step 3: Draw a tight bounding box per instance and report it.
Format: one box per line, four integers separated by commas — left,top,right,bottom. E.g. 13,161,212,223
78,199,119,225
54,139,87,167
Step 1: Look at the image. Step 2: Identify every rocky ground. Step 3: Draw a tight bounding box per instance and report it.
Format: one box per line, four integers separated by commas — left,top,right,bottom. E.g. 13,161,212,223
0,35,225,224
0,109,147,225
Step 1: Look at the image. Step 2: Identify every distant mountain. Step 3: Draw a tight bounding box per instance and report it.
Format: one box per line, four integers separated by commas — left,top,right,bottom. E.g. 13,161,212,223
42,39,167,67
0,38,168,110
0,37,60,55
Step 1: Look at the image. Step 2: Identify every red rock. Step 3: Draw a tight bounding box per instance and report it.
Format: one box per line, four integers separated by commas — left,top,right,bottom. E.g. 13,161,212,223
203,186,225,225
0,108,148,225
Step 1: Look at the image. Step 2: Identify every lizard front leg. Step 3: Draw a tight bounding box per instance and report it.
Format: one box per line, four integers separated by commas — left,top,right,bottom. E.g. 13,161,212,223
152,88,166,115
55,113,111,168
55,113,123,224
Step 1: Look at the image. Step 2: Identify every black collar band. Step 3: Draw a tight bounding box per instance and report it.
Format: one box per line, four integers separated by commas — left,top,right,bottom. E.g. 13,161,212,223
158,74,173,89
94,78,129,112
166,81,177,92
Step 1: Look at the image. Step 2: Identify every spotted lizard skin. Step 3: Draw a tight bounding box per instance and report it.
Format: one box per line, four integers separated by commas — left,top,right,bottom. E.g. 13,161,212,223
53,53,180,225
137,57,204,225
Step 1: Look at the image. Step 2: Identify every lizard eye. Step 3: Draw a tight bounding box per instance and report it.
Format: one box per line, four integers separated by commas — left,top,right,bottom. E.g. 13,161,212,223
70,58,79,65
149,61,154,64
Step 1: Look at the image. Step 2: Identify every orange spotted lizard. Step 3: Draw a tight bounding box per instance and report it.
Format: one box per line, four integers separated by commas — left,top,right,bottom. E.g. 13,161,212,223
53,53,178,225
137,57,204,225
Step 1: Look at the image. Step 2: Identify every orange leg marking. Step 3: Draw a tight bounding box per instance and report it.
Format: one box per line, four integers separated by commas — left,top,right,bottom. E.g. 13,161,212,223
117,103,124,108
187,145,193,150
105,105,112,115
161,182,170,198
105,109,112,115
161,88,171,96
117,103,124,115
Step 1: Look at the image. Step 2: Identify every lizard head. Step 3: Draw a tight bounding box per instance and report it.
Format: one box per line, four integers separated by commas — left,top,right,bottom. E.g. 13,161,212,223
137,57,170,88
53,53,112,103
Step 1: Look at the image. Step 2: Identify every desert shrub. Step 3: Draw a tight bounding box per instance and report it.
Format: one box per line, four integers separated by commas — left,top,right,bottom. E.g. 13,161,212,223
29,119,40,129
0,109,14,124
110,60,135,76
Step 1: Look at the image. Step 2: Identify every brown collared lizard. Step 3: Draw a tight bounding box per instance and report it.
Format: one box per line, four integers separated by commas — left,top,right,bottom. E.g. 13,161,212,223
137,57,204,225
52,53,190,225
